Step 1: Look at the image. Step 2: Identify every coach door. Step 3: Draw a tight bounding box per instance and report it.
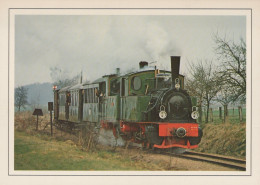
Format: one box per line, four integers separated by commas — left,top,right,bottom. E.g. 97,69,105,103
98,82,106,121
78,89,83,122
65,91,71,120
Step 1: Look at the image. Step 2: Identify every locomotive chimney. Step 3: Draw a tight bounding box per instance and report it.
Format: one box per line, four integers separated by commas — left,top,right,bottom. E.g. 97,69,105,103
139,61,148,70
171,56,180,88
116,68,120,76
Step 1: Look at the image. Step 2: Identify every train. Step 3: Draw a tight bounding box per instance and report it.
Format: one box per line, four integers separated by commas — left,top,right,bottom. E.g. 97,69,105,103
53,56,203,150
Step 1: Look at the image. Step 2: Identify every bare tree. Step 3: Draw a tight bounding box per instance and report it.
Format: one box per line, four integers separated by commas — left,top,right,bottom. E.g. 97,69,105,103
216,85,235,107
186,60,221,123
15,86,28,112
185,76,204,123
214,34,246,103
215,82,238,123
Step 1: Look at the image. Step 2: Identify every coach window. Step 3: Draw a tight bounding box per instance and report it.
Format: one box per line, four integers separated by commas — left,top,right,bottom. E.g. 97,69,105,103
94,88,98,103
76,92,78,106
71,93,74,106
86,89,89,103
75,92,77,105
74,92,76,106
89,88,92,103
131,76,142,91
86,89,88,103
59,94,65,106
121,78,125,97
92,88,95,103
88,88,92,103
73,92,75,106
99,82,106,96
70,93,72,106
75,92,78,106
59,95,62,106
88,89,91,103
87,89,90,103
63,94,66,105
110,79,120,96
66,93,71,104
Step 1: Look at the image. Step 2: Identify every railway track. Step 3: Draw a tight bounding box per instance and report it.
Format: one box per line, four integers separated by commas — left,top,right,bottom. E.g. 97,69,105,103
168,150,246,171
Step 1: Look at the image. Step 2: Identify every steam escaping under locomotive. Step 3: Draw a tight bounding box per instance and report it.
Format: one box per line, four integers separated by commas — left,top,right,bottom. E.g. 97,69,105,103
53,56,203,150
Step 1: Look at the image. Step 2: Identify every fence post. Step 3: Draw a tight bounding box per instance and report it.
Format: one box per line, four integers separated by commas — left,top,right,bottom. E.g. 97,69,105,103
238,106,243,122
219,107,222,121
224,105,229,124
210,108,213,123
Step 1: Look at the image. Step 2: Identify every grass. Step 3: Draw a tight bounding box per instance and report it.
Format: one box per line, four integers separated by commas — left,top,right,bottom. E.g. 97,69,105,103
14,111,247,170
14,130,152,171
195,123,246,158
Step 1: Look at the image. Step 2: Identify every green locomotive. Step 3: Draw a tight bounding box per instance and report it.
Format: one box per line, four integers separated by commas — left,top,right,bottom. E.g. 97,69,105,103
54,56,202,149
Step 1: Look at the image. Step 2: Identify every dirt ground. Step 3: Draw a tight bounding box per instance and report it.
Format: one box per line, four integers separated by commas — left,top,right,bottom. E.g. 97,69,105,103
105,146,240,171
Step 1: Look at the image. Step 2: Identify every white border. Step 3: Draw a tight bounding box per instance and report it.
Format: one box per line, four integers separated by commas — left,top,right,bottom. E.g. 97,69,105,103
9,8,252,176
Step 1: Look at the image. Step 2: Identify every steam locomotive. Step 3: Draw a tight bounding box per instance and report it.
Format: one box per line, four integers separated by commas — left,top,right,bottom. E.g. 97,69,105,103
53,56,203,150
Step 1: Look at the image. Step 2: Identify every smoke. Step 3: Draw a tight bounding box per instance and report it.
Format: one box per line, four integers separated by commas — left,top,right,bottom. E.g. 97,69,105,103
140,21,182,71
98,129,126,147
16,15,184,85
104,17,181,75
143,22,177,62
98,128,143,148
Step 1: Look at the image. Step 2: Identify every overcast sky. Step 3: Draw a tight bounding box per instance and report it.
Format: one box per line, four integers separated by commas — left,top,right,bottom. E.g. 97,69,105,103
15,15,246,87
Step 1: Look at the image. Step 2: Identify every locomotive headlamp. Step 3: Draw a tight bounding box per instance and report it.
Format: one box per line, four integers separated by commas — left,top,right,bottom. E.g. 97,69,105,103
175,78,180,90
191,111,199,119
159,105,167,119
191,106,199,119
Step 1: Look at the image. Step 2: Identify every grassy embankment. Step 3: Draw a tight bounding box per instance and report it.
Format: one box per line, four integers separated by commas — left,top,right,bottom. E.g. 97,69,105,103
195,123,246,158
195,107,246,158
14,111,246,171
14,112,166,171
15,130,154,170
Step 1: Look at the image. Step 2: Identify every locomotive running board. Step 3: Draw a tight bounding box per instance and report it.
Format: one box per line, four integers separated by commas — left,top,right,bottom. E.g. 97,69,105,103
154,139,198,149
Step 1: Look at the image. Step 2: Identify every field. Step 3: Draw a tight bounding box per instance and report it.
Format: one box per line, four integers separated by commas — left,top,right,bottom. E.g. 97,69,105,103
14,111,246,171
200,107,246,125
14,112,170,171
15,130,154,170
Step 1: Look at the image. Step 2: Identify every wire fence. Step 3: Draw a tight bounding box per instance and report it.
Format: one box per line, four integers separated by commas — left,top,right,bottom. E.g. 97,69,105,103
200,106,246,124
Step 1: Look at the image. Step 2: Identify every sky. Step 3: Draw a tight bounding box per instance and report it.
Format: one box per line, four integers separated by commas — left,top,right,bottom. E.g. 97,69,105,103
15,15,246,87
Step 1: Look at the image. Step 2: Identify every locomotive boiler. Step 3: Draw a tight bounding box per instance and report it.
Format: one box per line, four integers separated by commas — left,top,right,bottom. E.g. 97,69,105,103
53,56,203,150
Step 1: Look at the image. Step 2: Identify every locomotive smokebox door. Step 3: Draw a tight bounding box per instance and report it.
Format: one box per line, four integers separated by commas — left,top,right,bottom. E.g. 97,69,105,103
48,102,53,111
